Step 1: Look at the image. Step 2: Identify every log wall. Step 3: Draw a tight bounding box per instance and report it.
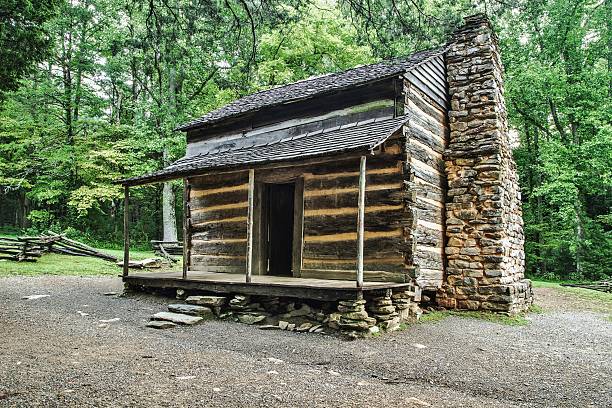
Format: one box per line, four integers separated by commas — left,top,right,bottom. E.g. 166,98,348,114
403,80,449,290
300,141,412,283
187,171,250,273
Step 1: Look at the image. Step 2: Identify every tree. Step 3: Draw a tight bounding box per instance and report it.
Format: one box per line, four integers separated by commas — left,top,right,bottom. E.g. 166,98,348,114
0,0,59,99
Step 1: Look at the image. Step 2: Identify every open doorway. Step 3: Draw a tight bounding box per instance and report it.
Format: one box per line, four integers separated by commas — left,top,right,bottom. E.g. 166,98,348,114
264,182,295,276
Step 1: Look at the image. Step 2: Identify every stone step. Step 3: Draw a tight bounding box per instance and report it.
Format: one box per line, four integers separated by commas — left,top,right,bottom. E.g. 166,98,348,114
146,320,177,329
185,295,226,307
168,304,214,318
151,311,203,325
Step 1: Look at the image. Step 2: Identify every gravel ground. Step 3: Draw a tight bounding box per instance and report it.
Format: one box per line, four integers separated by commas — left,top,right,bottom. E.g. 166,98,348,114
0,276,610,408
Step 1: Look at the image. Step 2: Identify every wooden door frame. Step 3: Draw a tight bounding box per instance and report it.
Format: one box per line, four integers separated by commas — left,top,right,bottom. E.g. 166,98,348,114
252,170,304,278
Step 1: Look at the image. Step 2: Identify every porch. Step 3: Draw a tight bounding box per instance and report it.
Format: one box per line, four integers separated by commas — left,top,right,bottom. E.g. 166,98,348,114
123,270,412,302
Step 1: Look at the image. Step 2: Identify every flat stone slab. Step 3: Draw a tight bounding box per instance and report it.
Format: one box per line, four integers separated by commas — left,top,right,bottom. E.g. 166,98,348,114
238,314,266,325
151,312,203,325
168,304,214,318
146,320,177,329
185,296,226,307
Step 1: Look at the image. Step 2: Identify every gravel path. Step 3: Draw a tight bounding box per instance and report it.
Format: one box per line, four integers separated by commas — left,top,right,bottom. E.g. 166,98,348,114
0,276,610,407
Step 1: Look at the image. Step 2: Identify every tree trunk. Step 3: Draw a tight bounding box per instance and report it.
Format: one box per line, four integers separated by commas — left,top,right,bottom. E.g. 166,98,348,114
162,181,178,242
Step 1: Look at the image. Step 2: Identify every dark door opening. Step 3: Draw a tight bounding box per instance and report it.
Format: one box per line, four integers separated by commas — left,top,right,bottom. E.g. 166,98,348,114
265,183,295,276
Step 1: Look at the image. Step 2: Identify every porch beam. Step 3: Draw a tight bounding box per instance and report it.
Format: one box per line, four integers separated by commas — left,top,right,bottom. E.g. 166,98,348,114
245,169,255,283
122,185,129,278
356,155,366,288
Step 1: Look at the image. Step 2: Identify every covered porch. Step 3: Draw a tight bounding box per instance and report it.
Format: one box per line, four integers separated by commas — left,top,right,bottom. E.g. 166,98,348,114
118,116,412,302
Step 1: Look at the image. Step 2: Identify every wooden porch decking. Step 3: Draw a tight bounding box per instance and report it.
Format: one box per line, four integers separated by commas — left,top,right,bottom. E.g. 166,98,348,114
124,270,411,301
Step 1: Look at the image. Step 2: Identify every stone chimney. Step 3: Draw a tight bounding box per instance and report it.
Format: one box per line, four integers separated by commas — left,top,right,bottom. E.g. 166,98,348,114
438,14,533,314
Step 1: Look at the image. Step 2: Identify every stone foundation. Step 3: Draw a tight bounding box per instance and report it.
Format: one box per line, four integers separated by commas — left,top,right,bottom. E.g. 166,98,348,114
439,14,532,314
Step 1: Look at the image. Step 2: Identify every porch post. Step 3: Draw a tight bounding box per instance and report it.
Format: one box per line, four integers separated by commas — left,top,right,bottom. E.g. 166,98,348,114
356,155,366,288
182,179,190,279
122,185,129,278
246,169,255,283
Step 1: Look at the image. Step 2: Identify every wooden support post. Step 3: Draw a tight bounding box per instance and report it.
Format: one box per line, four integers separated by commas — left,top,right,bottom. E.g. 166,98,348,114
182,179,190,279
356,155,366,288
246,169,255,283
122,185,129,278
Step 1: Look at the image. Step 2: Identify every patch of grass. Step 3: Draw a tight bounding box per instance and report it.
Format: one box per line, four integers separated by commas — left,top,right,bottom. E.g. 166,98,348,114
0,247,177,278
528,304,545,314
418,310,530,326
533,280,612,310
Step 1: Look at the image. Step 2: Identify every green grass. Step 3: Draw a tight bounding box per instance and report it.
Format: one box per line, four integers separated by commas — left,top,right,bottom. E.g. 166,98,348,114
0,245,177,278
532,280,612,309
419,310,531,326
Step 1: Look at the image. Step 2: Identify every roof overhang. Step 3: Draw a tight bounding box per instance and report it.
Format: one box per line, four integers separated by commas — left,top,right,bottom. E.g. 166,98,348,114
117,115,409,187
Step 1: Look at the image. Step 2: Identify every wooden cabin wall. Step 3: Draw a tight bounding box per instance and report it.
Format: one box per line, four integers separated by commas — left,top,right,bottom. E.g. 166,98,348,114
300,139,412,283
403,79,449,290
187,171,249,273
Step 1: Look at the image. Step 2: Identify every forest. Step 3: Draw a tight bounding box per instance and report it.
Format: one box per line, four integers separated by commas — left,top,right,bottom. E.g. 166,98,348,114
0,0,610,282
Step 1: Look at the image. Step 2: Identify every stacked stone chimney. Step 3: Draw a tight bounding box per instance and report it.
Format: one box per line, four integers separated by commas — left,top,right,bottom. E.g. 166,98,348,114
437,14,533,314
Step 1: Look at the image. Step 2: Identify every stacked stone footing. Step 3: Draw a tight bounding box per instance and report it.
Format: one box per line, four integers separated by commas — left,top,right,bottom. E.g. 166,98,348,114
438,279,533,314
125,283,421,337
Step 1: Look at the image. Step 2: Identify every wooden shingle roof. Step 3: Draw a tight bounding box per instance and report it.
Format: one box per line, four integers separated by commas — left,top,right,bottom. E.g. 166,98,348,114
121,115,408,186
175,47,446,132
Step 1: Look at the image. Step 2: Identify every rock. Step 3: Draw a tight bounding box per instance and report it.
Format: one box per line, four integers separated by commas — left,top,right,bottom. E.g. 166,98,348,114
327,313,341,329
286,323,296,331
185,295,226,307
339,299,366,306
337,304,364,313
368,325,380,335
238,314,266,325
338,318,372,331
168,304,214,318
151,312,203,325
287,304,311,317
378,317,400,331
370,305,396,314
296,322,313,332
103,292,117,296
99,318,120,323
278,321,289,330
341,310,369,320
176,289,186,299
146,320,177,329
259,325,281,330
22,294,50,300
308,324,322,333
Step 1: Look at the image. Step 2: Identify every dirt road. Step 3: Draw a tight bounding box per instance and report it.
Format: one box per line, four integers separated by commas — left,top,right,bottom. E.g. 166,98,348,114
0,276,610,407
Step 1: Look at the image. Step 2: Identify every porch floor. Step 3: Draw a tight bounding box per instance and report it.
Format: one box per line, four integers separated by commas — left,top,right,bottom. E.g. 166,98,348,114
123,270,411,301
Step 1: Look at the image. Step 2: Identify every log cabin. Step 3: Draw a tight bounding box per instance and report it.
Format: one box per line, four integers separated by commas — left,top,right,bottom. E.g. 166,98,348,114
119,14,533,331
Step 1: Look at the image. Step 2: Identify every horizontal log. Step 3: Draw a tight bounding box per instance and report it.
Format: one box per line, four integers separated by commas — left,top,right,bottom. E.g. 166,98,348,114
191,226,247,241
303,236,412,259
303,212,409,236
304,169,401,191
302,258,407,273
411,164,445,188
408,142,445,173
190,182,249,199
189,265,245,274
304,182,403,198
191,240,246,256
406,121,445,154
304,188,403,210
191,254,246,267
190,207,248,224
304,229,402,243
300,268,407,283
190,189,248,209
189,171,248,190
304,204,403,217
406,84,447,124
